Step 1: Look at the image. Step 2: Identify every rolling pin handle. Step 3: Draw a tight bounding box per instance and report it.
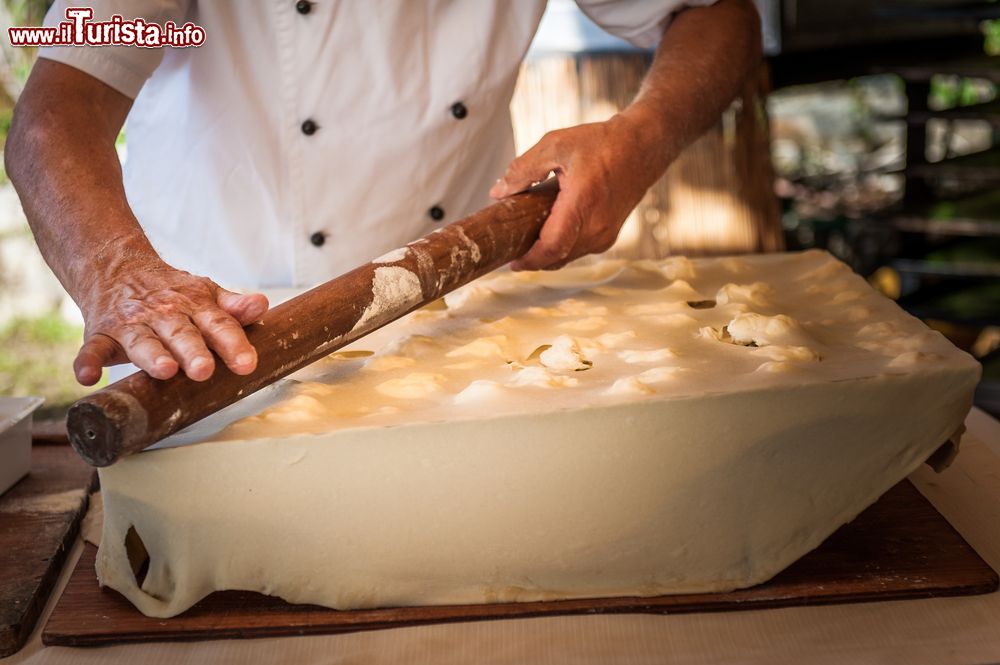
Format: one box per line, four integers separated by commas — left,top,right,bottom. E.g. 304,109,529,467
67,392,143,467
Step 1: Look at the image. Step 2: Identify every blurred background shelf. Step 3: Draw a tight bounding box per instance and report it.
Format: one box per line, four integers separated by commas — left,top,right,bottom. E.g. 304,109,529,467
763,0,1000,416
892,258,1000,279
893,97,1000,125
886,189,1000,237
897,278,1000,326
887,216,1000,236
905,148,1000,183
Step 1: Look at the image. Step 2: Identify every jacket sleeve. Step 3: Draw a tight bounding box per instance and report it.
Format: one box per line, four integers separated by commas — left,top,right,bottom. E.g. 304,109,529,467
573,0,719,49
37,0,192,99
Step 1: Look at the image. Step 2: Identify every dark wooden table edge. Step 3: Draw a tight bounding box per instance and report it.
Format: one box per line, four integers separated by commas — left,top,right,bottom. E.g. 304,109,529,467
41,576,1000,648
0,472,96,658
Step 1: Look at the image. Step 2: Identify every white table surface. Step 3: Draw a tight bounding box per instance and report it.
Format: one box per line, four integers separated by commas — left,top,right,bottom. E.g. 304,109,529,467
5,408,1000,665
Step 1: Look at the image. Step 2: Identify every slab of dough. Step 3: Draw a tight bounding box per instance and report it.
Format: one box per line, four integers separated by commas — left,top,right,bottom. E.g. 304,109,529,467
96,251,980,617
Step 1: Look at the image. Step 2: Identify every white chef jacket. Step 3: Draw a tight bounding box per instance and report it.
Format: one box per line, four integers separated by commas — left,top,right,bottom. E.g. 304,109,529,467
40,0,712,290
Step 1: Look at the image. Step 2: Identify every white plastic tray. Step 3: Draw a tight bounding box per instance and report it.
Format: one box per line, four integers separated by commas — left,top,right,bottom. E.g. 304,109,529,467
0,396,44,495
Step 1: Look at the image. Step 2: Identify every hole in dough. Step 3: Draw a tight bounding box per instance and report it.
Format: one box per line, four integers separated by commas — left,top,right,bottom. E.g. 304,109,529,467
526,345,552,362
330,350,374,360
422,298,448,311
125,525,150,588
687,299,717,310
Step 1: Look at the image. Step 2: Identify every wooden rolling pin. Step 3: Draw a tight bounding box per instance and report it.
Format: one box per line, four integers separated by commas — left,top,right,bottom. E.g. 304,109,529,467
67,180,559,466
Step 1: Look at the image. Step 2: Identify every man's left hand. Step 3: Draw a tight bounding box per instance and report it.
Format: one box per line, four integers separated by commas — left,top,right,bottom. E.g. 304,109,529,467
489,113,662,271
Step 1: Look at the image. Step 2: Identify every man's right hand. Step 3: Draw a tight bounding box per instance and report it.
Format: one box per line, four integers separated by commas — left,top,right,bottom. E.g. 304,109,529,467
75,263,269,386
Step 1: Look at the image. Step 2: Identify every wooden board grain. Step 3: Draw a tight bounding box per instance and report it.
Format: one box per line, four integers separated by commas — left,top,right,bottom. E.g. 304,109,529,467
0,443,96,657
42,480,998,647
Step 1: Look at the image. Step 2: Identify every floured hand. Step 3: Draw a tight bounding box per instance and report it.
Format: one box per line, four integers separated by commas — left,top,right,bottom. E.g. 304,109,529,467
75,262,269,385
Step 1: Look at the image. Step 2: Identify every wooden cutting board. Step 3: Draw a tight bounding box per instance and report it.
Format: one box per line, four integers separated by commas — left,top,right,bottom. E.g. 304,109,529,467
42,479,998,647
0,440,96,657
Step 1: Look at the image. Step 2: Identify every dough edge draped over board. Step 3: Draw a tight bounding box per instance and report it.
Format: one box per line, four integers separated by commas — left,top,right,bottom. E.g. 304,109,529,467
94,250,980,617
